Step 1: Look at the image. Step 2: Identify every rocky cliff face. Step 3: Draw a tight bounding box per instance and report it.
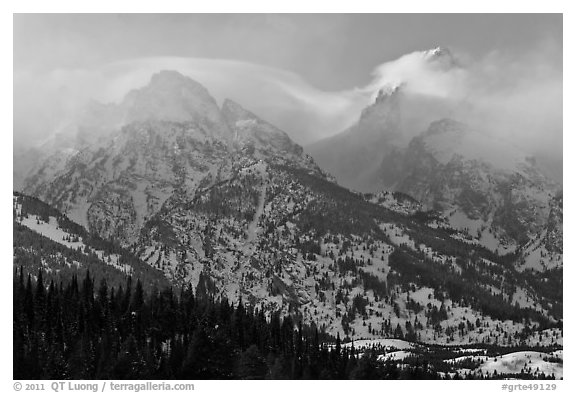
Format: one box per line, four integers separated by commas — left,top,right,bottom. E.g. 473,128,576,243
309,79,561,261
307,84,404,192
19,70,562,345
222,98,311,163
23,71,322,245
379,119,559,254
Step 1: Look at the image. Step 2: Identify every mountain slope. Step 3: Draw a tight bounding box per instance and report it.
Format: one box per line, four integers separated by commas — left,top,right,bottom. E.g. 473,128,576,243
308,83,561,261
13,192,169,291
307,85,404,192
306,47,461,193
376,119,561,256
19,70,562,347
133,161,561,344
22,71,324,245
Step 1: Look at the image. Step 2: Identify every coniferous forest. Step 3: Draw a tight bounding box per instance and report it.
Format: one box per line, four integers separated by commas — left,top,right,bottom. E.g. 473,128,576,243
13,267,559,380
12,267,407,380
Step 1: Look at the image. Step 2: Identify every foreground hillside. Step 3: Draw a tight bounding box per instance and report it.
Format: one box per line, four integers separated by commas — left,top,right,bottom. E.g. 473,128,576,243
13,267,562,380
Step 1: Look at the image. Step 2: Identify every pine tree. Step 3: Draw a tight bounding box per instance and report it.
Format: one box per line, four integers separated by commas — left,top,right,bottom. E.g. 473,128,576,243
235,344,268,379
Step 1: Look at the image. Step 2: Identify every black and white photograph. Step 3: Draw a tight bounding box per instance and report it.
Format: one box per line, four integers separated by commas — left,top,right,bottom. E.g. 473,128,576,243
10,9,566,385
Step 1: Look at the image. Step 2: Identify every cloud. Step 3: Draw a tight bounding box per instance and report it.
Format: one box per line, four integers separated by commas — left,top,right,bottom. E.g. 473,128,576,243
365,48,469,99
14,57,371,147
465,47,562,159
14,43,562,169
361,43,562,162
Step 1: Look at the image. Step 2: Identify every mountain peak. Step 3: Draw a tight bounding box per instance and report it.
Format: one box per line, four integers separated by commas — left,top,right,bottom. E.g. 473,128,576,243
416,118,532,173
374,83,403,104
422,46,460,69
358,83,402,132
121,71,232,138
425,46,452,57
150,69,190,82
132,70,212,100
147,70,209,94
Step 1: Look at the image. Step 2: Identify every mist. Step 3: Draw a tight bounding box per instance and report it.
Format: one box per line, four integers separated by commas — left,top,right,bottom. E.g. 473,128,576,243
14,41,561,180
363,43,562,164
13,58,370,148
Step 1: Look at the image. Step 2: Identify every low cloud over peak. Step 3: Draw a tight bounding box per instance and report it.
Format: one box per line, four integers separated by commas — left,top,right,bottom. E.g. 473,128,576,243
15,43,561,171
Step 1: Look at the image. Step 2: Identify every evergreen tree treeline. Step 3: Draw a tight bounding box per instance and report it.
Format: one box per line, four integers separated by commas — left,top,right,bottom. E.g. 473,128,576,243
13,267,559,380
13,267,413,380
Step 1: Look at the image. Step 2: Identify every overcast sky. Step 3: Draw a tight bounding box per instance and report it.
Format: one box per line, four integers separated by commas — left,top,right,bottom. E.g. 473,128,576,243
14,14,562,148
15,14,562,88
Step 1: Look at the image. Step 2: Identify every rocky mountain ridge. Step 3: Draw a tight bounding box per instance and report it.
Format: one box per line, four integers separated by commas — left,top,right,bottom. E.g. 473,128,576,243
17,70,562,346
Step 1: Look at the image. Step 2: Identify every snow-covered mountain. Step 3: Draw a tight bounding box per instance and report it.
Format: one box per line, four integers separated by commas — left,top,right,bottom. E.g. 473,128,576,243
307,48,562,263
19,70,562,347
377,119,561,254
221,98,312,165
22,71,323,245
306,47,461,193
15,70,228,190
324,110,561,261
13,192,169,290
123,70,233,139
518,192,563,272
